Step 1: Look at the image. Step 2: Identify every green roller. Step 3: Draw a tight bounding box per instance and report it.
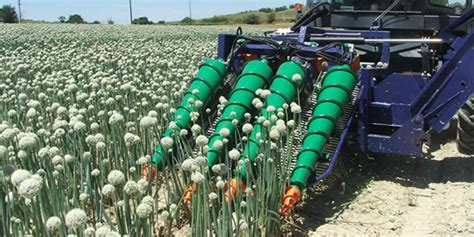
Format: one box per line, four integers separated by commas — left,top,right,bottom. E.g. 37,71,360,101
239,61,307,180
207,60,273,167
151,58,227,170
290,64,358,190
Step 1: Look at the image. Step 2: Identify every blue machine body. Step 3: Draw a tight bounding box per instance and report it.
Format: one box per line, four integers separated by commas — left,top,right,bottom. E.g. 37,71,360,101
216,9,474,182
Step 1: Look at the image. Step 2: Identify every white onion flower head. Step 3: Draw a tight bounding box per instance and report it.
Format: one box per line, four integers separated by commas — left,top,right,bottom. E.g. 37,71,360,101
181,158,196,171
91,169,100,177
191,124,201,135
229,149,241,160
18,177,42,199
208,192,218,200
195,135,208,147
267,106,276,113
124,181,139,196
160,137,173,149
37,147,50,159
139,116,157,128
191,171,205,184
64,154,75,164
11,169,31,186
79,193,89,201
213,140,223,149
108,113,124,125
239,220,249,231
0,145,7,160
65,208,87,229
18,133,38,150
73,122,86,132
84,227,95,237
142,195,155,208
270,129,281,140
242,123,253,134
95,225,111,237
195,156,208,166
261,89,271,98
101,184,115,197
232,119,238,125
107,170,125,186
137,156,149,165
18,150,28,159
292,73,303,83
216,180,225,189
291,104,302,114
287,120,295,128
179,129,188,137
136,203,153,219
46,216,62,232
52,155,63,166
219,128,230,137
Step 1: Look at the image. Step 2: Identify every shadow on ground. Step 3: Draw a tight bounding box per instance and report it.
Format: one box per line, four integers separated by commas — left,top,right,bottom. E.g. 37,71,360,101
288,119,474,236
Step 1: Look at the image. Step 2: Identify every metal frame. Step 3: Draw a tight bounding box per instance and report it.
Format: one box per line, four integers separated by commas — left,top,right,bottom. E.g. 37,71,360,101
217,9,473,182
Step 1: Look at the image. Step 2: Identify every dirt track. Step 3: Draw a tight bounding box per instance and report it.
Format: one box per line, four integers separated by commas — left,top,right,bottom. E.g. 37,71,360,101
291,123,474,236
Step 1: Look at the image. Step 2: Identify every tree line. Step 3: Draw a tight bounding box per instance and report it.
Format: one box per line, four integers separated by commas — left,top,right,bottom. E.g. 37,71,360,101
0,4,162,25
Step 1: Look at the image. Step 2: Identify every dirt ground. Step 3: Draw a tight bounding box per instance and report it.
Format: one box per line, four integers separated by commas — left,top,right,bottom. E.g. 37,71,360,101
290,123,474,236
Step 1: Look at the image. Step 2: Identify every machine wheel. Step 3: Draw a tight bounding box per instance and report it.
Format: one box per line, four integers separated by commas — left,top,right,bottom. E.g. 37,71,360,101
457,96,474,153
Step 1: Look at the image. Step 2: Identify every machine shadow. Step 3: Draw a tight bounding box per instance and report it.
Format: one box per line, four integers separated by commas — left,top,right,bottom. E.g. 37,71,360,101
289,119,474,235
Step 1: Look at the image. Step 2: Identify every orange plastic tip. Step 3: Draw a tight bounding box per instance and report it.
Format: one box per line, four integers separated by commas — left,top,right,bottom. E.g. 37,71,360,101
244,54,258,62
350,55,361,72
140,164,157,181
280,186,301,217
183,183,197,204
224,179,246,202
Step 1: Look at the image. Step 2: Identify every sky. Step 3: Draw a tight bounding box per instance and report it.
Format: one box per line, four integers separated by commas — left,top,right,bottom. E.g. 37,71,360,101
2,0,299,24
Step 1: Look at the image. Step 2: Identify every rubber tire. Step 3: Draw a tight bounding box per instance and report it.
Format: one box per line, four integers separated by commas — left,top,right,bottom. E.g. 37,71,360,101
457,96,474,153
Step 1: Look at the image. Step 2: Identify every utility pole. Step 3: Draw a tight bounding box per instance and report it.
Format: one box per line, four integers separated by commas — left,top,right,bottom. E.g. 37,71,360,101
188,0,192,19
128,0,133,24
18,0,22,23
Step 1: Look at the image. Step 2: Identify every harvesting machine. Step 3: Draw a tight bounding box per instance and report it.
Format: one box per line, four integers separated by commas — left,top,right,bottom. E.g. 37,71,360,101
143,0,474,217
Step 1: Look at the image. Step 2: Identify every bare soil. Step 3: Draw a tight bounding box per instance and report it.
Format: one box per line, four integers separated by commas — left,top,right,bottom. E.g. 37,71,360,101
290,123,474,236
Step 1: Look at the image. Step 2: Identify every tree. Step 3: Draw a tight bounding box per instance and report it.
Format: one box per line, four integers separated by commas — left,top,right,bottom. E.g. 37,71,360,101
107,18,114,25
258,8,272,13
267,12,276,23
157,20,166,24
275,6,288,12
67,14,85,24
181,17,194,25
58,16,66,23
132,16,153,25
202,16,228,25
0,5,18,23
289,4,295,9
244,14,260,25
91,20,101,24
